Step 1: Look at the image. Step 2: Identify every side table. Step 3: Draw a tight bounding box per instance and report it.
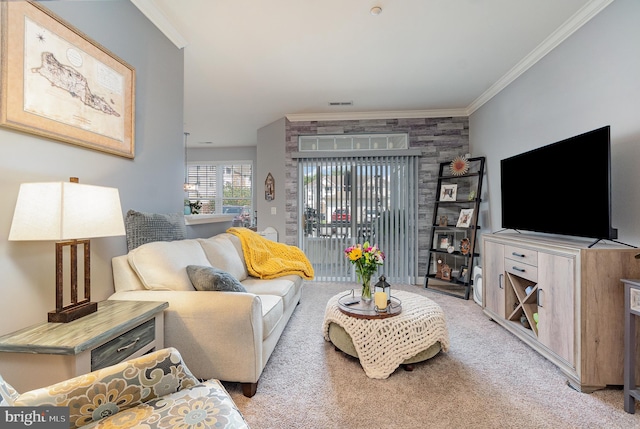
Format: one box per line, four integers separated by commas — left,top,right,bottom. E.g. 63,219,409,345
0,300,168,392
623,279,640,413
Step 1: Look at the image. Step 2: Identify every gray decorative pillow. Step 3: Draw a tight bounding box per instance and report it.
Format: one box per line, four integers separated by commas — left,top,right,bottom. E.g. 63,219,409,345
125,210,186,251
186,265,247,292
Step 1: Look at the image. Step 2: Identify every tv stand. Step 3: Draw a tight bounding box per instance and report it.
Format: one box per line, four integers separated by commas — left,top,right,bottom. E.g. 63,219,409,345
483,232,640,392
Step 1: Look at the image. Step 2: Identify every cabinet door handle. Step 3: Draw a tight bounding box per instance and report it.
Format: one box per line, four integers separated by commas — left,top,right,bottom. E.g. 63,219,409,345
512,266,526,273
117,337,140,353
537,289,544,308
512,252,525,258
498,273,504,289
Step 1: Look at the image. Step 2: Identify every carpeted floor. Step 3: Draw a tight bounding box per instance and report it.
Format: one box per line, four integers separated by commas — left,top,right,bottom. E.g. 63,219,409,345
222,281,640,428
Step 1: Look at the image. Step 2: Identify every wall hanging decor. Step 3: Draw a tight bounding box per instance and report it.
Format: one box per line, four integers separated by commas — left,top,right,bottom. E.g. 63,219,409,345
0,1,136,158
265,172,275,201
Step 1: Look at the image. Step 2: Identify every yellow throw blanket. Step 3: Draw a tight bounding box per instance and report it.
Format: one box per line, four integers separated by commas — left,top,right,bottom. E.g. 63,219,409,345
227,227,314,280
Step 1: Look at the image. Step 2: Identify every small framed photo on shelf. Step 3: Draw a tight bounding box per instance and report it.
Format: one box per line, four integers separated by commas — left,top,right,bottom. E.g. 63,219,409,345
457,265,469,283
456,208,474,228
439,184,458,201
438,234,453,249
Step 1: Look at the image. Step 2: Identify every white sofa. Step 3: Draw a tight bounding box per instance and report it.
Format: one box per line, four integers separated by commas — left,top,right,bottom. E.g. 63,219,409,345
110,232,304,397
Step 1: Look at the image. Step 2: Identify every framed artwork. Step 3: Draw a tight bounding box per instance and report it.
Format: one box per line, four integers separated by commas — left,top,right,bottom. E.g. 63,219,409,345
265,172,275,201
438,234,453,249
458,265,469,283
456,208,474,228
0,1,135,158
439,184,457,201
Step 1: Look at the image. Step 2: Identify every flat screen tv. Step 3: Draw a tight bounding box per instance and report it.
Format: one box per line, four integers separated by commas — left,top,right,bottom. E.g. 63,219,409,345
500,125,617,240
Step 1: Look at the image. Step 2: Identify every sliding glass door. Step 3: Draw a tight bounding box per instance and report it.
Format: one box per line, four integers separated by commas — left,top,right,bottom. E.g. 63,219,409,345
298,153,418,283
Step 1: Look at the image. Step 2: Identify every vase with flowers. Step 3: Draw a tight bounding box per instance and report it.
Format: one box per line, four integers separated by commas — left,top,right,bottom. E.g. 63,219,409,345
344,241,385,303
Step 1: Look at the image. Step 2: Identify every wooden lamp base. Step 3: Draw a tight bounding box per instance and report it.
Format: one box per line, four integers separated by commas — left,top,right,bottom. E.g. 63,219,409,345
48,301,97,323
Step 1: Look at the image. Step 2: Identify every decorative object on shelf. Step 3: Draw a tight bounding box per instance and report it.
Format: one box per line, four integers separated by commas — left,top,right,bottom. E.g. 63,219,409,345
9,178,125,322
468,190,476,201
459,238,471,255
520,314,531,329
438,215,448,227
374,275,391,312
447,245,455,254
441,264,452,281
184,199,191,215
435,258,443,279
457,265,469,282
344,241,385,303
438,234,453,249
456,208,474,228
265,173,275,201
439,184,457,201
450,156,470,176
188,200,202,214
0,1,135,158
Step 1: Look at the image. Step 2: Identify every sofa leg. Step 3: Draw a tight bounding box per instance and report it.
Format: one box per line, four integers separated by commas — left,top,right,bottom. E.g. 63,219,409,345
242,382,258,397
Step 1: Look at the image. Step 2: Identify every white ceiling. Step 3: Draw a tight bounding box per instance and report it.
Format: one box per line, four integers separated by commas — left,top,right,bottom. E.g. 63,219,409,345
132,0,613,148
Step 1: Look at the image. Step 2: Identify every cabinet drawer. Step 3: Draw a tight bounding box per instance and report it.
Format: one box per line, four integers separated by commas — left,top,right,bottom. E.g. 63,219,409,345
506,262,538,283
505,245,538,267
91,318,155,370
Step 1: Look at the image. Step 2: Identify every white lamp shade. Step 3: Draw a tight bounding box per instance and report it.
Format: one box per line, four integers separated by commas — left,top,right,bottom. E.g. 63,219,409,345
9,181,126,241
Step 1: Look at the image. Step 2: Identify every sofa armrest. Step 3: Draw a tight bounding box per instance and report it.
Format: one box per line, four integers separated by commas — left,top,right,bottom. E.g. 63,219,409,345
109,290,264,383
15,347,198,428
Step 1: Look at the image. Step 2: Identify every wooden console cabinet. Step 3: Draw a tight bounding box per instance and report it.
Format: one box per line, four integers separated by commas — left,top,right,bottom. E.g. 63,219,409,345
483,233,640,392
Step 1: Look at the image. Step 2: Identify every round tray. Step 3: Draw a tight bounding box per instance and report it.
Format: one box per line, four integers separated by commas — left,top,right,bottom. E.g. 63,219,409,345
337,291,402,319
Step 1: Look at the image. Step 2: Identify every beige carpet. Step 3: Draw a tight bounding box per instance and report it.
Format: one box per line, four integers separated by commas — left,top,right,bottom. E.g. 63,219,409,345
222,281,639,428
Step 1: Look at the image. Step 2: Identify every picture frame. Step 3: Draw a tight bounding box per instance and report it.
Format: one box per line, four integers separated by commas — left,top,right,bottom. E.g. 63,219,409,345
457,265,469,283
0,1,135,158
439,184,457,201
438,234,453,249
456,208,474,228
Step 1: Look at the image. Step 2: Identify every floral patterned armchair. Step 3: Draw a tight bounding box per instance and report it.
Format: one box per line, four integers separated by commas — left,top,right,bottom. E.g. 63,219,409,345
0,347,249,428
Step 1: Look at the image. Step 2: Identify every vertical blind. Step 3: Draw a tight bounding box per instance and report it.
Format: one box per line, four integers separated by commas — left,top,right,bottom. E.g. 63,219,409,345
298,154,418,284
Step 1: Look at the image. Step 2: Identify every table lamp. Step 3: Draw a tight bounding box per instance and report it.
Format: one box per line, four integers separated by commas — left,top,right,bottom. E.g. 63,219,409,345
9,178,125,323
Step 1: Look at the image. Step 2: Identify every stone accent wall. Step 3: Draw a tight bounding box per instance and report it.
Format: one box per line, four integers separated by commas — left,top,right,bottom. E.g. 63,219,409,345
285,116,469,279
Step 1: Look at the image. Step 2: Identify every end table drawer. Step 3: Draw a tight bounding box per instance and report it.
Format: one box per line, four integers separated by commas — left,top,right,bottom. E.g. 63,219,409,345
91,318,155,370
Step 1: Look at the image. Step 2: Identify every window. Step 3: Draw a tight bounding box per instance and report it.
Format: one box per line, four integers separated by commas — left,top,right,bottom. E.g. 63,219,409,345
186,161,253,225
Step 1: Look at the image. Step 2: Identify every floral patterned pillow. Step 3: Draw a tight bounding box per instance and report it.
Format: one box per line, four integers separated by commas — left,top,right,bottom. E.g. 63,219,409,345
0,374,19,406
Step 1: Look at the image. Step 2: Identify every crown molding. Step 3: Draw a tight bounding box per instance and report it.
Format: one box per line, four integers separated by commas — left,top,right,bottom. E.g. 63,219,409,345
286,108,469,122
467,0,615,114
130,0,188,49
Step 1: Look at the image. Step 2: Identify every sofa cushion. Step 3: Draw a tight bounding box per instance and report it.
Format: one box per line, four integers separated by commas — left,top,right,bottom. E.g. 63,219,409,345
187,265,247,293
124,210,186,251
128,240,211,291
259,294,284,339
242,275,300,309
198,234,248,281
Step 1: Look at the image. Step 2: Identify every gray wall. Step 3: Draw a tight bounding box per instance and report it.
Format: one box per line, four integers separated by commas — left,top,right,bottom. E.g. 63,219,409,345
257,118,287,238
0,1,184,334
471,0,640,248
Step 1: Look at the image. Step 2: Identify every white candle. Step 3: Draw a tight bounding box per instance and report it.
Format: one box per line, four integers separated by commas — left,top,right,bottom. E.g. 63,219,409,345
375,292,387,310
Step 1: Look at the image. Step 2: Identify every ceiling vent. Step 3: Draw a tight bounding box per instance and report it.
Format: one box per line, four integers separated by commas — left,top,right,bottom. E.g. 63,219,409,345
328,101,353,106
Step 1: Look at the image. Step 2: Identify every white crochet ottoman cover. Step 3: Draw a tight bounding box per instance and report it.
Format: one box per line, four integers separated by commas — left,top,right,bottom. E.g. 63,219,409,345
322,290,450,379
